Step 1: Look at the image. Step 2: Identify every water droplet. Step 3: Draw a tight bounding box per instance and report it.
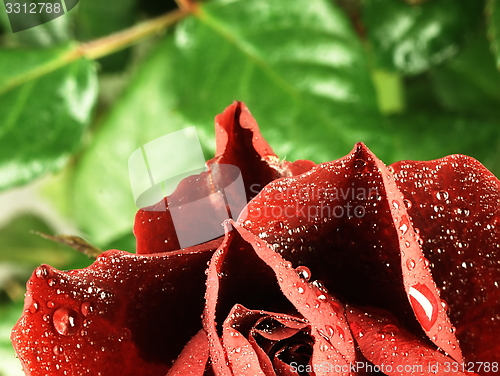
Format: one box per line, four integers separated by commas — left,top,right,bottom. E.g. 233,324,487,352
81,302,93,317
47,301,55,309
295,265,311,282
392,200,400,210
381,324,399,335
29,300,39,314
47,278,56,287
52,307,81,336
297,286,305,294
336,325,345,340
387,166,395,174
399,223,408,235
406,259,416,270
100,291,112,300
354,159,366,170
436,190,449,201
324,325,335,338
409,283,439,331
403,199,412,209
53,345,63,356
350,322,364,338
118,328,131,342
404,241,410,248
35,265,49,279
441,299,449,313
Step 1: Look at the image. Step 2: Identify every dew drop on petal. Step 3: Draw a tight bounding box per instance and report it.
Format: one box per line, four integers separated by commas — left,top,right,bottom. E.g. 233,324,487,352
436,190,449,201
81,301,93,317
27,298,39,314
52,307,81,336
295,265,311,282
35,266,49,280
403,199,412,209
118,328,131,342
406,259,416,271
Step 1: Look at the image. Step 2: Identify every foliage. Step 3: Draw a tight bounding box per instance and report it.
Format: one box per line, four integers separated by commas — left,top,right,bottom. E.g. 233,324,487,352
0,0,499,373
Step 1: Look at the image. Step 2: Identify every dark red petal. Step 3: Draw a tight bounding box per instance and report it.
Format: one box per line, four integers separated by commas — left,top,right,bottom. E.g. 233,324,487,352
11,249,212,375
223,325,267,376
134,101,315,255
167,329,210,376
222,304,309,376
203,233,235,376
231,221,356,364
309,327,349,376
369,147,462,361
203,226,294,376
346,306,477,376
239,143,462,361
391,156,500,364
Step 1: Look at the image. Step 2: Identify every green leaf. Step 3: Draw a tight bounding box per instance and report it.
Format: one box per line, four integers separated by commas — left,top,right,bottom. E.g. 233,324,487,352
429,31,500,118
75,0,136,71
0,46,98,191
171,0,385,163
363,0,483,75
0,301,25,376
72,36,196,246
487,0,500,69
386,113,500,177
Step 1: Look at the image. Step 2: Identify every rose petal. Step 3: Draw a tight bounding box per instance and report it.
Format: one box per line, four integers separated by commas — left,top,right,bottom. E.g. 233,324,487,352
203,230,293,376
346,306,478,376
167,329,210,376
135,101,315,254
223,304,310,376
239,143,462,361
11,249,212,375
369,146,462,361
231,221,356,365
391,156,500,364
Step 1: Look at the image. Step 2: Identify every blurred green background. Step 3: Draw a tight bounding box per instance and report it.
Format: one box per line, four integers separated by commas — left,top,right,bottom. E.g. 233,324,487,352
1,0,499,374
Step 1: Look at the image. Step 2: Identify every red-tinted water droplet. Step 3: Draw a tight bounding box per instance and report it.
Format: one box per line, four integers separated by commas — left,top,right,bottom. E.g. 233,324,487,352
53,345,63,356
403,199,412,209
441,299,449,314
325,325,335,339
392,200,400,210
295,265,311,282
436,190,449,201
118,328,131,342
399,215,410,236
29,300,39,314
47,301,55,309
350,322,365,338
354,159,366,170
409,283,439,331
81,301,93,317
381,324,399,335
52,307,81,336
336,325,345,340
406,259,416,270
48,278,56,287
387,166,395,173
374,332,385,340
35,265,49,279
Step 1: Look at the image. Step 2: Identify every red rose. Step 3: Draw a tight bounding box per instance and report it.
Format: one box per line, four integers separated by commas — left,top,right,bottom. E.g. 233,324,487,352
11,102,499,375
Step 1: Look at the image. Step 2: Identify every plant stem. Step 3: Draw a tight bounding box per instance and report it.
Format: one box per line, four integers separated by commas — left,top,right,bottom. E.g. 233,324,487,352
72,8,190,61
